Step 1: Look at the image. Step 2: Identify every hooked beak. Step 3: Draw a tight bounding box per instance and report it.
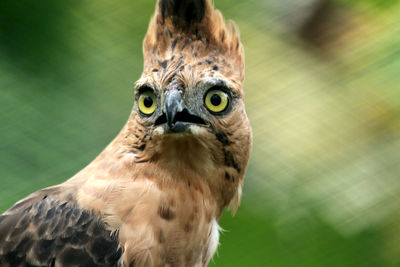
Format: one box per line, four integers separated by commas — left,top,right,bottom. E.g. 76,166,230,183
165,90,185,129
155,89,206,133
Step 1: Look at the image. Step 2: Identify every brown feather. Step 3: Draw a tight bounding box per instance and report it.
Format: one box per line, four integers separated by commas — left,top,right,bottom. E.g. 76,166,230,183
0,195,122,266
0,0,252,266
143,0,245,85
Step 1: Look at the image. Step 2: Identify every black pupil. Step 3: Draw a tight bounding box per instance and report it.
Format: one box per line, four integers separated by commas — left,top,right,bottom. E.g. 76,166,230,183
143,95,153,108
210,94,221,106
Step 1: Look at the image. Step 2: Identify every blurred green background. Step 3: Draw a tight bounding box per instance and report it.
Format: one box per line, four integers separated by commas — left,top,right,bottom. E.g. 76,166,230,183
1,0,400,266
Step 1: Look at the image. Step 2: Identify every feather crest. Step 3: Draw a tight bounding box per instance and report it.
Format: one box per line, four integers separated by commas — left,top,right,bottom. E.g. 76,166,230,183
143,0,244,83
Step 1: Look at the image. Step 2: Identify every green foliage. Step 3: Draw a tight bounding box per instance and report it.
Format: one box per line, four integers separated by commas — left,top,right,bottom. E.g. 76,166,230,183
340,0,400,10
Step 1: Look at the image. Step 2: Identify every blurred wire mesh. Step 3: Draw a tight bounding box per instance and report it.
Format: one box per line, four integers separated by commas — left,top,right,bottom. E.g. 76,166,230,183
1,0,400,266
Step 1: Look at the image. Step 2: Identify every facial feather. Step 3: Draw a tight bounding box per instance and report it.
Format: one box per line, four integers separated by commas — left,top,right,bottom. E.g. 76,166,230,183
122,0,252,214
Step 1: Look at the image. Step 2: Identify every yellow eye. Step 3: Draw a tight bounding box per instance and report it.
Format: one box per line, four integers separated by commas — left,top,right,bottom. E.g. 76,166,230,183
138,91,157,115
204,89,229,113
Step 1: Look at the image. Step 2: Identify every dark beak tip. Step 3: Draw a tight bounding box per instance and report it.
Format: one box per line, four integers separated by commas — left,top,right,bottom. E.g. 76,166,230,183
167,120,174,128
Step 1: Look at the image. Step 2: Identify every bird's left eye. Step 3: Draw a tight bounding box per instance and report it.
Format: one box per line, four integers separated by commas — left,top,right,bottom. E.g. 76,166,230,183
204,89,229,114
138,91,157,115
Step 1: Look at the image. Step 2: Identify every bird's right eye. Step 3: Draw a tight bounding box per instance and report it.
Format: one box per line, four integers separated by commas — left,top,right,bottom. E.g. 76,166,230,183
138,91,157,115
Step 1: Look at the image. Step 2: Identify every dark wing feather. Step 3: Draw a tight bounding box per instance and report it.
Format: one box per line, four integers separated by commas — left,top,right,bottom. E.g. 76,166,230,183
0,196,122,267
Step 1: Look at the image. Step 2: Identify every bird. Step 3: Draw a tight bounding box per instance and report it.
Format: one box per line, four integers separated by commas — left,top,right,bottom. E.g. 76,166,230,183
0,0,252,266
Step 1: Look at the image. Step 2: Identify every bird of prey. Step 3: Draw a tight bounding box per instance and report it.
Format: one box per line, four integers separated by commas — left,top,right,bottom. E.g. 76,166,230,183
0,0,252,266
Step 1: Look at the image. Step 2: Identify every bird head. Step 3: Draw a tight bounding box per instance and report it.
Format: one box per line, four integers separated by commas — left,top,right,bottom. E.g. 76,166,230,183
122,0,251,211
